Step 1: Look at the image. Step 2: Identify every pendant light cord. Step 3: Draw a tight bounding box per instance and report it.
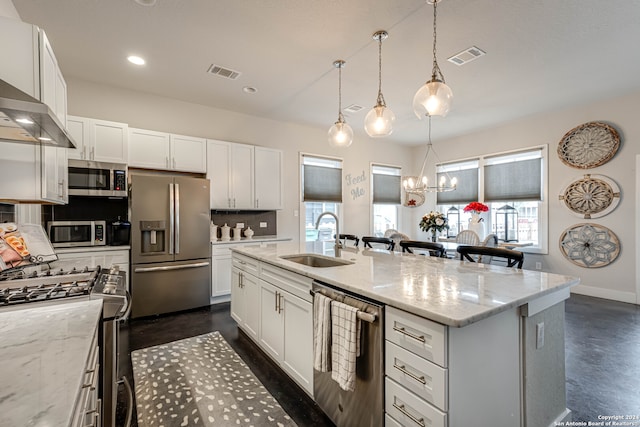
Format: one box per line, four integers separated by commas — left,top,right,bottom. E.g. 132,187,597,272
431,0,445,83
337,61,345,123
377,36,384,104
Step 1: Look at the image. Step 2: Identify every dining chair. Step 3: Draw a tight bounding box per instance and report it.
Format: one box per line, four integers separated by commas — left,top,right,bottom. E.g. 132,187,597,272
387,232,410,252
399,240,446,258
335,234,360,247
383,229,399,238
456,245,524,268
455,230,480,245
362,236,395,251
479,233,498,263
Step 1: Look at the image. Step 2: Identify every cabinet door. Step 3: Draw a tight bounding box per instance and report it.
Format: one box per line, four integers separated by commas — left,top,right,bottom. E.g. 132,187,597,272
254,147,283,209
206,140,231,209
259,280,284,361
212,254,232,297
128,128,171,170
66,116,89,160
39,30,67,126
54,66,67,128
230,267,245,325
41,145,67,204
0,143,40,201
230,143,254,209
281,291,313,394
93,119,128,163
243,272,260,341
0,17,39,98
170,134,207,173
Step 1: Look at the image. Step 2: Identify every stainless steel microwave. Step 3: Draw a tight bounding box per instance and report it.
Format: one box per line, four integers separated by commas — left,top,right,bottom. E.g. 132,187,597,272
68,160,127,197
48,220,107,248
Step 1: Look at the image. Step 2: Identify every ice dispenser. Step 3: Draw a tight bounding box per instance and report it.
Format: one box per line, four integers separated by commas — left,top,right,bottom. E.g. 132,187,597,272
140,220,166,254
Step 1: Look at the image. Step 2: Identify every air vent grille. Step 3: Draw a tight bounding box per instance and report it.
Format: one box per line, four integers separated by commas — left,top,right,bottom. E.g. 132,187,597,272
447,46,486,66
344,104,364,114
207,64,242,80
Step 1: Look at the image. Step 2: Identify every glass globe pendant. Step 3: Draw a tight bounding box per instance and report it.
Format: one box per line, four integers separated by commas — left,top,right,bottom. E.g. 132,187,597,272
364,30,395,137
328,60,353,148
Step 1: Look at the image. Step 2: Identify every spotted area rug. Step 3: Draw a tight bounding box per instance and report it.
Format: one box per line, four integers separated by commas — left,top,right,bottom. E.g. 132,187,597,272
131,331,297,426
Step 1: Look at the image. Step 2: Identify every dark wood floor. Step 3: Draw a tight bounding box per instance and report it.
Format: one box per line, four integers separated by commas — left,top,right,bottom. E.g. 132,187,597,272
117,294,640,426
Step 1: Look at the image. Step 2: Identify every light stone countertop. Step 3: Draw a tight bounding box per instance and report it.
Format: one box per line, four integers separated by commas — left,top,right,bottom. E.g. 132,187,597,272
0,299,103,427
232,241,580,327
211,236,292,245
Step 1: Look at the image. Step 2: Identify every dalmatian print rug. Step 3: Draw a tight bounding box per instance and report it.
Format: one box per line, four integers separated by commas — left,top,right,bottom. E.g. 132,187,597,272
132,331,297,426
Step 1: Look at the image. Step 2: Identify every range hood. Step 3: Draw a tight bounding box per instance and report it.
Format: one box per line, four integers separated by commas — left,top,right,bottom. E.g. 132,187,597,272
0,79,76,148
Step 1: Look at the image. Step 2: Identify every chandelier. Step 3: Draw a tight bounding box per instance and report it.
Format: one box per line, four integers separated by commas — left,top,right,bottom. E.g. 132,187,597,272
413,0,453,118
364,30,395,137
403,115,457,193
328,59,354,148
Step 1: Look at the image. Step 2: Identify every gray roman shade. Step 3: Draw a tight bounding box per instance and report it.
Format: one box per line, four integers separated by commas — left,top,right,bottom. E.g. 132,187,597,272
303,164,342,202
436,167,479,204
372,174,401,204
484,158,542,201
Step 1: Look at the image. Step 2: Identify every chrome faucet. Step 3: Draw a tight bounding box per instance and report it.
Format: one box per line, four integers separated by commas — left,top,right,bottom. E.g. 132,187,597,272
315,211,342,256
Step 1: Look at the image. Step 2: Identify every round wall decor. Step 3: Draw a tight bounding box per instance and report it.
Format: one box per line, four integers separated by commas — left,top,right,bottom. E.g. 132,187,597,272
559,174,620,219
557,122,620,169
559,223,620,268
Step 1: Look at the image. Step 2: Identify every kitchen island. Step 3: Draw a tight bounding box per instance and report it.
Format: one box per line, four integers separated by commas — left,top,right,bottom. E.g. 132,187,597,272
231,241,580,427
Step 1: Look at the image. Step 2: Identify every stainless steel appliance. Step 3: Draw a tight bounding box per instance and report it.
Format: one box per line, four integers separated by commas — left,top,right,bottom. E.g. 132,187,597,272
311,281,384,427
0,265,133,427
129,172,211,318
108,217,131,246
68,159,127,197
47,220,107,247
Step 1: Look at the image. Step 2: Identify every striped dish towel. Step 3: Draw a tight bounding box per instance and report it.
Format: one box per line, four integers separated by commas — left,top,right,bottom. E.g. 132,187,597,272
313,293,332,372
330,300,361,392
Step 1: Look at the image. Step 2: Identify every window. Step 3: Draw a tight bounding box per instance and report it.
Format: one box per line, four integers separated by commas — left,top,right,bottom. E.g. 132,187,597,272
436,146,548,253
371,164,401,237
301,154,342,242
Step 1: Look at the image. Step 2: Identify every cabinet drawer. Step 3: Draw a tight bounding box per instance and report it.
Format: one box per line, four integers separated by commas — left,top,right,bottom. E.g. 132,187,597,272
386,341,447,411
212,244,233,256
386,413,404,427
386,306,447,368
260,262,313,302
386,377,447,427
232,253,260,277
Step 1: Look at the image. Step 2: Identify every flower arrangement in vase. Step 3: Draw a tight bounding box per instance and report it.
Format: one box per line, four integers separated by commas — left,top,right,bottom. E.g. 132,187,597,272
419,211,449,242
463,202,488,239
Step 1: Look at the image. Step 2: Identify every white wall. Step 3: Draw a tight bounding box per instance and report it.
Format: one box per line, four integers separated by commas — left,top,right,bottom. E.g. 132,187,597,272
1,0,20,19
66,77,415,242
414,90,640,303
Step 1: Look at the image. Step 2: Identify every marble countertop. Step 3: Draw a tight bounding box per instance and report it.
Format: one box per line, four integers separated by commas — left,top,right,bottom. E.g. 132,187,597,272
211,236,292,245
0,299,103,427
232,241,580,327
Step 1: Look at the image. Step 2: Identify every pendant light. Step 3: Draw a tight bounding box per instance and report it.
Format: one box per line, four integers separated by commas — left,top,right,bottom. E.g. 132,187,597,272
364,30,395,137
413,0,453,118
403,115,457,193
328,60,353,148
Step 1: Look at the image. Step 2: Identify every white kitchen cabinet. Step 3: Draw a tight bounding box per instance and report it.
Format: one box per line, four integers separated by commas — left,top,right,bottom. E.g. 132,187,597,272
129,128,206,173
254,146,283,209
211,241,261,303
70,325,100,427
0,142,67,204
231,254,260,341
67,116,129,163
39,30,67,127
206,140,282,210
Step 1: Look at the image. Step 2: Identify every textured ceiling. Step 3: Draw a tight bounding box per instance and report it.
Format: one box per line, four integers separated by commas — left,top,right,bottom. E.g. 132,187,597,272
11,0,640,146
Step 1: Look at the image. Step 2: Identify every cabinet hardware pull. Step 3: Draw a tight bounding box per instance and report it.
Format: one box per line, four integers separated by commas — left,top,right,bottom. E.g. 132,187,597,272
275,291,279,312
393,363,427,384
239,272,243,288
228,198,231,208
393,402,426,427
278,294,284,313
393,326,426,343
90,147,94,160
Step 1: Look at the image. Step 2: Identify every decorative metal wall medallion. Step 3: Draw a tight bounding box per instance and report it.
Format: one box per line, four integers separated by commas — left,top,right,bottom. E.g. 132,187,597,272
559,223,620,268
557,122,620,169
559,174,620,219
403,190,425,208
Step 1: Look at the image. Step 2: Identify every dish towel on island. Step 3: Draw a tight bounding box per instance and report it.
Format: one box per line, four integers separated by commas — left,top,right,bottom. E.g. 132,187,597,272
330,300,361,392
313,292,332,372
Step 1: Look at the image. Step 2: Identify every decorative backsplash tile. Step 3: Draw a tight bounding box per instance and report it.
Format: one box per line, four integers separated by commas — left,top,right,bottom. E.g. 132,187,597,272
210,210,277,238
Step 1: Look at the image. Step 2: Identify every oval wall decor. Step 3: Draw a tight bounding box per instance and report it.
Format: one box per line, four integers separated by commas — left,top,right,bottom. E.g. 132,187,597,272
559,223,620,268
557,122,620,169
403,191,425,208
559,174,620,219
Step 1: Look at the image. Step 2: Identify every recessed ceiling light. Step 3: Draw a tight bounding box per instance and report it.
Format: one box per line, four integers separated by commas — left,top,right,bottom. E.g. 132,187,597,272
242,86,258,94
127,55,146,66
16,118,34,124
38,137,52,141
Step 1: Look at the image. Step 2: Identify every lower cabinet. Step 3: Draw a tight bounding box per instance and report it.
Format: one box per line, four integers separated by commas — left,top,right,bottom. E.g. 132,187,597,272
230,254,260,341
71,324,100,427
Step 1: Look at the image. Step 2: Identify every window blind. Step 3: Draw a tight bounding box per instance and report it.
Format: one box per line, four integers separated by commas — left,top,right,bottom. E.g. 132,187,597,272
303,164,342,202
436,167,479,204
372,174,401,204
484,158,542,201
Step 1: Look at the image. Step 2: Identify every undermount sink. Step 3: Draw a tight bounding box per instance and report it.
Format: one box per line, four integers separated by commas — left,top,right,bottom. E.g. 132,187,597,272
279,253,354,268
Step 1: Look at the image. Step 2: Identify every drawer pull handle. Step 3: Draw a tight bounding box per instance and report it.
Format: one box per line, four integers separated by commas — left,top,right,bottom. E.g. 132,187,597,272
393,326,426,343
393,402,426,427
393,363,427,385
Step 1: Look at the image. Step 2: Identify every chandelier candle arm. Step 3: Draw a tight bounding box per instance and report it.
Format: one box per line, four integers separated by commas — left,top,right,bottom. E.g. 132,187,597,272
328,59,353,147
365,30,395,137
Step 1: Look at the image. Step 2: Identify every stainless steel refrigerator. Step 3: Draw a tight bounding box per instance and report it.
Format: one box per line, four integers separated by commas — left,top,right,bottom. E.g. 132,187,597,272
129,172,211,318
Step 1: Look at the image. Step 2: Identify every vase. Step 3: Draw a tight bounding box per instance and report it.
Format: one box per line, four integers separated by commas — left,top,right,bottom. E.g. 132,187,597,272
431,230,437,242
468,214,485,240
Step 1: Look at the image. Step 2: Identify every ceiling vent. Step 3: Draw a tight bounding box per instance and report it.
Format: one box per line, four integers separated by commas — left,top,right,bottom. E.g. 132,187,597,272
447,46,486,66
344,104,364,114
207,64,242,80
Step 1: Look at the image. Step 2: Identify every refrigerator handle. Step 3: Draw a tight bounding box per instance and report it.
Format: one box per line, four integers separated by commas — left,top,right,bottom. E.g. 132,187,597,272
175,183,180,254
169,183,175,255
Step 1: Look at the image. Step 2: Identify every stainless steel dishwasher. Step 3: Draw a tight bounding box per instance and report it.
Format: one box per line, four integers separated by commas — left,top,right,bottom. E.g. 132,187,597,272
312,281,384,427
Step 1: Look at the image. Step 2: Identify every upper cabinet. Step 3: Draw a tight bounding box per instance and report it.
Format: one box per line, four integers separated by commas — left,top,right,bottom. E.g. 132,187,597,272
67,116,129,164
0,17,67,127
128,128,207,173
206,140,282,210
